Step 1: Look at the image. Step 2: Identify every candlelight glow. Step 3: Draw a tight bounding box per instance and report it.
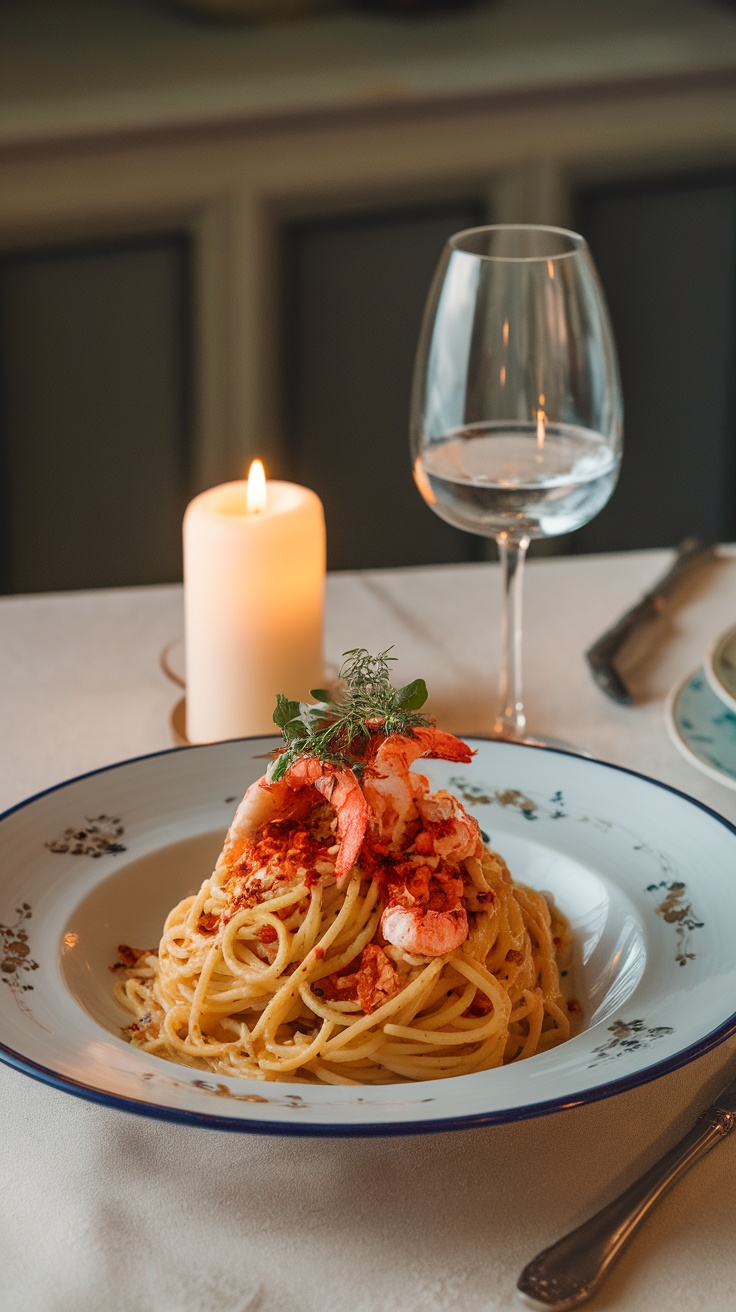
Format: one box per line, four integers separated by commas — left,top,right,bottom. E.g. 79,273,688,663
413,455,436,504
536,396,546,449
246,459,267,514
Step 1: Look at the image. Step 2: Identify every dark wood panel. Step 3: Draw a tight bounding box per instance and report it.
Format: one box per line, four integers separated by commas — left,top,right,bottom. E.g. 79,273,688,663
283,202,487,571
0,234,192,593
575,172,736,553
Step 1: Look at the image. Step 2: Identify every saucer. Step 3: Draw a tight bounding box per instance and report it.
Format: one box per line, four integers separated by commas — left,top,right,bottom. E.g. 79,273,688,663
665,668,736,790
705,625,736,714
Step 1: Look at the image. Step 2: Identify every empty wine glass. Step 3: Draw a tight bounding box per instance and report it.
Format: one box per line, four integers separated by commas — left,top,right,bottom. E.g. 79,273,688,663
411,225,622,741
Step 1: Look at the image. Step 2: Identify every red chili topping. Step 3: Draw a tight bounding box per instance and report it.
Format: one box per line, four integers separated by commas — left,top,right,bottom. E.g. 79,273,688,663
116,944,143,967
226,818,334,911
317,944,400,1014
258,924,278,944
412,830,434,856
464,990,494,1018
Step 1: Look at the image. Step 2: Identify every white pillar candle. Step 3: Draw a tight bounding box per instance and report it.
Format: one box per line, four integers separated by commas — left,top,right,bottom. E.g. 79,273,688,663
184,465,325,743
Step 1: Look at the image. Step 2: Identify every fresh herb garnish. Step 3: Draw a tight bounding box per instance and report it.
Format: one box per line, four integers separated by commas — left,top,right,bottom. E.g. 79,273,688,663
271,647,429,781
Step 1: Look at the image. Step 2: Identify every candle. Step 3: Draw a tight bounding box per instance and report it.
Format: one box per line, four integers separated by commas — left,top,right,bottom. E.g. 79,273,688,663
184,462,326,743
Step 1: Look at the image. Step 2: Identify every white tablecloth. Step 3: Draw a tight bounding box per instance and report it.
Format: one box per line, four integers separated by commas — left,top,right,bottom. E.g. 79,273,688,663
2,549,736,1312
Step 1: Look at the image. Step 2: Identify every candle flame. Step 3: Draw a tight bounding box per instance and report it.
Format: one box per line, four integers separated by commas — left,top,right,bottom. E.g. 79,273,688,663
246,459,267,514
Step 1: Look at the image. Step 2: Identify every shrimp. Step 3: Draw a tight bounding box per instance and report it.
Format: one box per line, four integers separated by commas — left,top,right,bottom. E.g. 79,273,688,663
415,790,483,864
362,727,477,956
363,727,474,847
381,904,469,956
224,756,371,884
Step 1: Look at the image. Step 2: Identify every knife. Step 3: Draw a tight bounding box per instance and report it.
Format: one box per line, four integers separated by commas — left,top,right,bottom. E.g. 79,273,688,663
585,537,716,705
516,1067,736,1309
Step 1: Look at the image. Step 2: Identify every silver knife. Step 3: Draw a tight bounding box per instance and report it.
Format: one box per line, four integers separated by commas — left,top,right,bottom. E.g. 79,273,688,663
516,1068,736,1309
585,537,716,705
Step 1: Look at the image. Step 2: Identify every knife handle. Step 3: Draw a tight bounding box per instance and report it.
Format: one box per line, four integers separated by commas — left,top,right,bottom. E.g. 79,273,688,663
585,593,657,661
584,537,714,705
587,538,712,660
517,1105,736,1310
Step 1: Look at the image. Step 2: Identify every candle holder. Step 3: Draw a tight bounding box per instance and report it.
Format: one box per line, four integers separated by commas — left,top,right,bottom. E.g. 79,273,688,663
161,639,343,747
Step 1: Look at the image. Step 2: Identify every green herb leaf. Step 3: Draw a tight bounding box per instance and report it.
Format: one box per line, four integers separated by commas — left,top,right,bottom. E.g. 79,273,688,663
270,648,431,777
273,693,301,730
395,678,428,711
270,753,289,782
283,719,309,745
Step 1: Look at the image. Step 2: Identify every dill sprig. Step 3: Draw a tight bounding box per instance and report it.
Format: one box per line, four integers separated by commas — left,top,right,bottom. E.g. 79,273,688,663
270,647,429,781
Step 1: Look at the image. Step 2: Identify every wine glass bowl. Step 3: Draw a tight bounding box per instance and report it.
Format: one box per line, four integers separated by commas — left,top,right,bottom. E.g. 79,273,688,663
411,224,622,741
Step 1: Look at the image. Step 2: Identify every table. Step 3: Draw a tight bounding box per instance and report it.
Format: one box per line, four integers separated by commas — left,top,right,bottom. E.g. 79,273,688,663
2,548,736,1312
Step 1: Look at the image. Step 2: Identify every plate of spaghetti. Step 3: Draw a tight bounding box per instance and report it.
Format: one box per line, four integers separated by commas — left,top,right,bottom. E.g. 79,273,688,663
2,649,736,1135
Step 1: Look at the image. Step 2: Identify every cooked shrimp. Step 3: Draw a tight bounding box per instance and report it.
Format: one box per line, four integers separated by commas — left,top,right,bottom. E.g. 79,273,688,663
286,757,371,883
416,790,483,864
224,756,371,884
369,726,474,776
363,727,474,846
363,728,477,955
381,904,469,956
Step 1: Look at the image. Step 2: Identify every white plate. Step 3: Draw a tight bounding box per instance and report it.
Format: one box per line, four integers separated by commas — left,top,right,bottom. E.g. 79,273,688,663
705,624,736,714
1,737,735,1135
665,668,736,791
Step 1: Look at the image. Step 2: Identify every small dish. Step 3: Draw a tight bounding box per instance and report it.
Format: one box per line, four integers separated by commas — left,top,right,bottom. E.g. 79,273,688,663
2,737,736,1135
665,668,736,791
705,624,736,714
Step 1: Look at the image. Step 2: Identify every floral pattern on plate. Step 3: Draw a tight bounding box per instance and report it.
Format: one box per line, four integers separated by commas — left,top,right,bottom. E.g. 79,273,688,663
450,777,691,889
1,736,735,1134
589,1019,674,1067
666,669,736,790
46,815,126,858
705,624,736,714
1,904,39,1012
647,880,704,966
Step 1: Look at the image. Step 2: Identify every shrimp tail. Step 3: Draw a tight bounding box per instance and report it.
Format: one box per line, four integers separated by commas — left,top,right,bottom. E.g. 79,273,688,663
409,727,475,764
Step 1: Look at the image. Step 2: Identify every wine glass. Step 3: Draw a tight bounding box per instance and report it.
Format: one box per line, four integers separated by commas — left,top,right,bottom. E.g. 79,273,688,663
410,224,622,742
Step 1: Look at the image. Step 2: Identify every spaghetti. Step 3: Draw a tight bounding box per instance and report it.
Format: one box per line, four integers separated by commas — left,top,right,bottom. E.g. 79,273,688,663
116,752,574,1085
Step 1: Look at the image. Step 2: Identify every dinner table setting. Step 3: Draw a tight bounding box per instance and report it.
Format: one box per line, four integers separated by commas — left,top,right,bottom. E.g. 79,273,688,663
3,224,736,1312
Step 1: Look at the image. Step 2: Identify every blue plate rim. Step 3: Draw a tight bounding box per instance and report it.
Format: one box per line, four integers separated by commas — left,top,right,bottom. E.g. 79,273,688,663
1,735,735,1136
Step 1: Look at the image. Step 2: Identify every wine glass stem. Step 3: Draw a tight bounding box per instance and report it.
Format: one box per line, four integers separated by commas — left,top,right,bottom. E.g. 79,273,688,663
494,533,530,739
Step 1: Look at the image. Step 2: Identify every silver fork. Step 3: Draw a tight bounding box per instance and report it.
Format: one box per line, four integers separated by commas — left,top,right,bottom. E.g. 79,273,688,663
517,1071,736,1309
